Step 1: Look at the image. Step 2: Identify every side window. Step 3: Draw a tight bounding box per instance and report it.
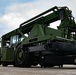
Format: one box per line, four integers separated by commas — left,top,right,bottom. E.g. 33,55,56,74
10,35,19,45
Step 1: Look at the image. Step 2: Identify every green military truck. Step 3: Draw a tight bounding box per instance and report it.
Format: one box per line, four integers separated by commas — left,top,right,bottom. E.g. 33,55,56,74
1,6,76,68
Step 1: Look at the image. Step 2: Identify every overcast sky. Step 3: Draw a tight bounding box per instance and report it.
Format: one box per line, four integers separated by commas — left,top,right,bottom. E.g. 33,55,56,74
0,0,76,37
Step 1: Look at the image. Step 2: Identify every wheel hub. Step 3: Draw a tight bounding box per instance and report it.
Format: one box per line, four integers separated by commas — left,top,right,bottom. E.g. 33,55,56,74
18,50,23,59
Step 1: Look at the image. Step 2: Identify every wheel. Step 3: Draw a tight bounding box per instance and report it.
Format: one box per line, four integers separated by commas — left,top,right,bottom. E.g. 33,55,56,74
13,62,17,67
14,45,32,67
2,63,7,67
59,64,63,68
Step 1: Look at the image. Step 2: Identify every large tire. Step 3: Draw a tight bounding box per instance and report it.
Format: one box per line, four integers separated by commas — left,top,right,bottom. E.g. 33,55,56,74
14,45,32,67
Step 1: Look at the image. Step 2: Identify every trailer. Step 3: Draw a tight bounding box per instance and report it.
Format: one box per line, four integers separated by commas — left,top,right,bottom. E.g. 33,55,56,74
1,6,76,67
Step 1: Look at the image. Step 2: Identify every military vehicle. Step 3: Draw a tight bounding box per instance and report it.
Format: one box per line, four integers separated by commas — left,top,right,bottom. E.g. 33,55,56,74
1,6,76,68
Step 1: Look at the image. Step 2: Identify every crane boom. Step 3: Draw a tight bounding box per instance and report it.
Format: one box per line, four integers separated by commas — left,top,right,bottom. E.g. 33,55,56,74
2,6,76,40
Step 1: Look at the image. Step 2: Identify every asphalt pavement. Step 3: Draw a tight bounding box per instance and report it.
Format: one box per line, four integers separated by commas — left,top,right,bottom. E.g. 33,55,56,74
0,65,76,75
